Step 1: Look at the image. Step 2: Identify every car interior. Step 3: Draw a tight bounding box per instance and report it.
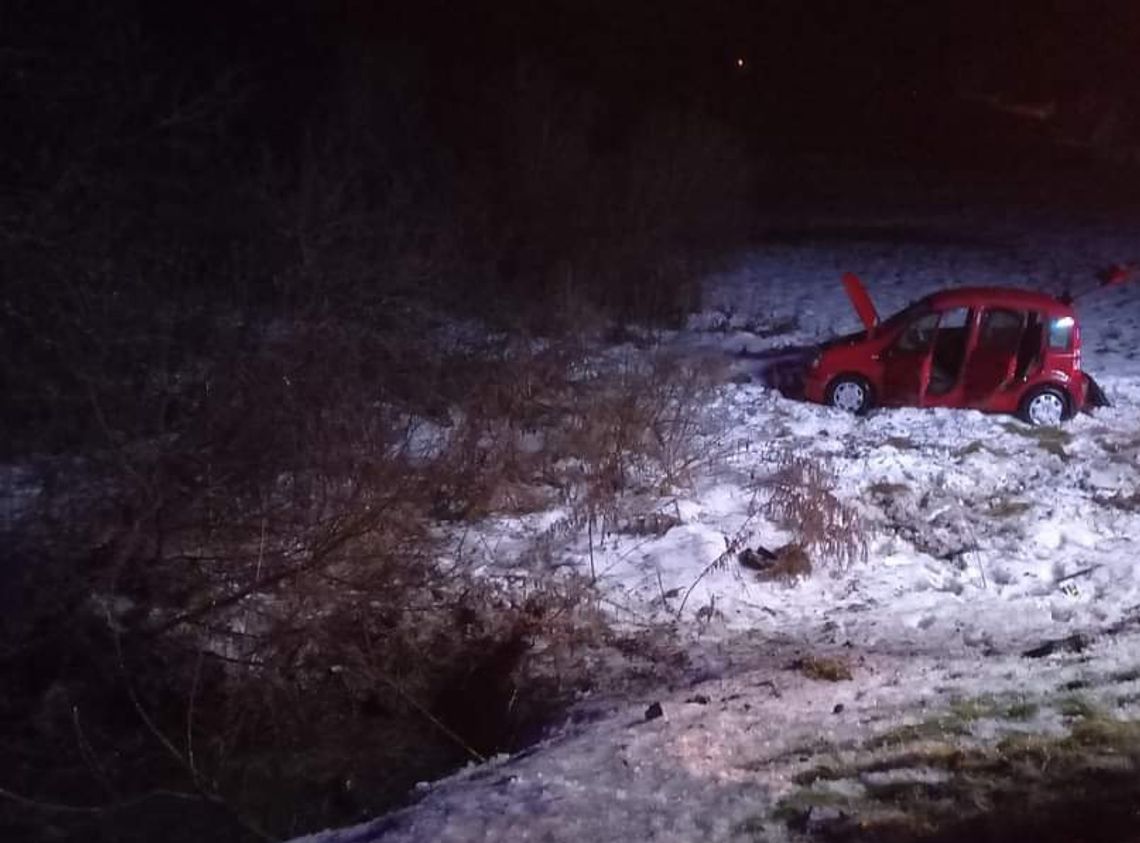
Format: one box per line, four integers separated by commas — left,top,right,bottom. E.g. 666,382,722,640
972,308,1027,392
927,308,970,395
1015,312,1045,379
891,306,1041,399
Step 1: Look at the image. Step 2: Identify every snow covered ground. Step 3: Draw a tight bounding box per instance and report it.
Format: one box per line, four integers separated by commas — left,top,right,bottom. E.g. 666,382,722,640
295,213,1140,842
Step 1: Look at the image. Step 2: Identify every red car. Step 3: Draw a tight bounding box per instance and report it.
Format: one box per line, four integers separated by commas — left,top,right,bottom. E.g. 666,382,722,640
803,273,1115,425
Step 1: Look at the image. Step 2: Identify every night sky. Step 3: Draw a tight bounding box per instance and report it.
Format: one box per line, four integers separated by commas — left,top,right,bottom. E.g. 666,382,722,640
379,0,1140,161
103,0,1140,168
5,0,1140,276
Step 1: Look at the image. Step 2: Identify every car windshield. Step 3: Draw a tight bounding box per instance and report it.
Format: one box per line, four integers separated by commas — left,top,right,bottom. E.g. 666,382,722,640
881,300,930,332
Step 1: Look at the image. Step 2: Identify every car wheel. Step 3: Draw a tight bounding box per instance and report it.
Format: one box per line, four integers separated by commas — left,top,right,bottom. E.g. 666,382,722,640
826,375,873,415
1019,386,1070,426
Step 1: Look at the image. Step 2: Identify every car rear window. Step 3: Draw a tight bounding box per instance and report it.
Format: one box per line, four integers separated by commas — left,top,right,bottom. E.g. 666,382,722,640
1047,316,1074,350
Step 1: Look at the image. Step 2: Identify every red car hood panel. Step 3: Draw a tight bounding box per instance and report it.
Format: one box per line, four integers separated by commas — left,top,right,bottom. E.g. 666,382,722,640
842,272,879,331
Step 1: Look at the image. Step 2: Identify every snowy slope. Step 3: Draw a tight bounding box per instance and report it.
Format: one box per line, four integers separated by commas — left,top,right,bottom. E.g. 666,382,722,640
294,634,1140,843
294,213,1140,842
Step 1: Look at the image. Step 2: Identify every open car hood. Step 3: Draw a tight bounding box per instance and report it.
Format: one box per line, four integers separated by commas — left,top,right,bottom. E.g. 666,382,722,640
842,272,879,332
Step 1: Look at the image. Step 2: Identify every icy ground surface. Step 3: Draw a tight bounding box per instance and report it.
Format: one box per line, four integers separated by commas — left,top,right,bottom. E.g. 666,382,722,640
295,215,1140,842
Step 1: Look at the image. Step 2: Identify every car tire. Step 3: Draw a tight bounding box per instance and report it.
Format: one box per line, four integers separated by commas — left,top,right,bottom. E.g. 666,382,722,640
1019,385,1071,426
826,375,874,415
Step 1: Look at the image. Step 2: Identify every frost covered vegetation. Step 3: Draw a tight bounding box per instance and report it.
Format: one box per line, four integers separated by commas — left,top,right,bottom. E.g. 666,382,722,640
0,328,713,841
0,3,751,841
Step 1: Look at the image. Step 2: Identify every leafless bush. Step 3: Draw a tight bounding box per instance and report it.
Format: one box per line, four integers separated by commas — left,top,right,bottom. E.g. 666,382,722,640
0,305,719,841
0,8,743,839
513,350,719,504
763,453,867,573
426,342,722,525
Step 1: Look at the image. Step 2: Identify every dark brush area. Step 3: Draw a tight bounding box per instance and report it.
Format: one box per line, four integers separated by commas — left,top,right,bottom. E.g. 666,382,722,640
2,2,739,839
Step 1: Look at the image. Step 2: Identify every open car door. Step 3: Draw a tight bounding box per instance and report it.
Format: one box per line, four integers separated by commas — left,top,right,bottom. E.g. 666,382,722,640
842,273,879,332
881,311,937,405
962,307,1024,405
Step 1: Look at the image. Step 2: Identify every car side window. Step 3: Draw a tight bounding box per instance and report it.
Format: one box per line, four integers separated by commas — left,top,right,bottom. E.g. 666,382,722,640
939,307,970,330
1047,316,1074,350
895,312,940,353
978,308,1024,350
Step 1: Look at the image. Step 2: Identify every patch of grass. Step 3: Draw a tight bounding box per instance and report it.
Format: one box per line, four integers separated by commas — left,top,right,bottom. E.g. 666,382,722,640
985,499,1032,518
948,695,1000,720
1056,695,1100,719
993,731,1057,758
883,435,919,451
1109,666,1140,684
731,815,771,837
1005,700,1041,720
846,694,1039,756
745,314,800,339
1096,435,1140,456
746,737,844,772
956,440,1011,459
795,745,966,787
994,711,1140,759
792,655,854,682
866,481,911,497
772,783,864,833
617,510,683,537
863,718,972,751
1001,421,1073,446
944,693,1039,722
783,713,1140,842
1094,490,1140,512
1066,714,1140,748
774,784,860,816
1000,422,1072,460
859,694,1038,755
793,763,844,787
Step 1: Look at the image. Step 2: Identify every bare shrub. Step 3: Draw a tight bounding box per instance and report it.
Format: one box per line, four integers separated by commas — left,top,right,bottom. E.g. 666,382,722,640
178,564,612,834
761,543,814,581
427,343,721,527
554,351,724,497
0,306,717,841
0,7,738,840
763,453,867,573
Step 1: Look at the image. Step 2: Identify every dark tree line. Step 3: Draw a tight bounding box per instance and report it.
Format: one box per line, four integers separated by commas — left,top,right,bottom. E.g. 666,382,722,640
0,4,749,840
